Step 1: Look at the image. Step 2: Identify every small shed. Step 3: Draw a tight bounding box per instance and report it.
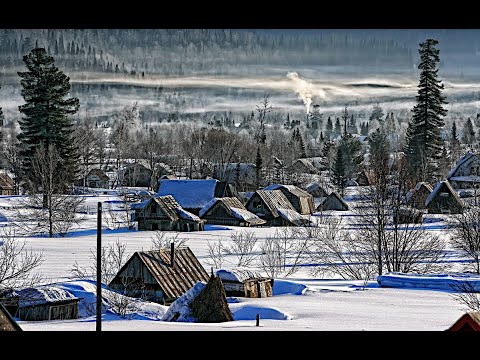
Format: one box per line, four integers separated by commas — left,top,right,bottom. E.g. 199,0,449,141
245,190,310,226
0,173,14,195
425,180,464,214
392,207,423,224
406,182,433,210
216,268,274,298
0,303,22,331
263,184,315,215
16,286,80,321
133,195,204,231
316,192,349,211
75,168,110,189
199,197,266,227
158,179,220,215
288,158,318,174
108,246,210,305
448,312,480,332
305,182,330,198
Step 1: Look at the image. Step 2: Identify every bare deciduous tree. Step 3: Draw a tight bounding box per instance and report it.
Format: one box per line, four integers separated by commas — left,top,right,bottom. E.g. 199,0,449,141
206,239,225,269
450,281,480,313
222,231,258,267
150,232,188,251
0,230,44,290
449,206,480,274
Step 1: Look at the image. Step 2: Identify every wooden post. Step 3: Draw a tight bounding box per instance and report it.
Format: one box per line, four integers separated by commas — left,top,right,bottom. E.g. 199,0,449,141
96,202,102,332
256,314,260,327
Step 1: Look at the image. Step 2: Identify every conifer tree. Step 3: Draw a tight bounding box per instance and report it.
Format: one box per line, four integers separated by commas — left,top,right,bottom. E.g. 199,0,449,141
17,48,80,193
405,39,447,183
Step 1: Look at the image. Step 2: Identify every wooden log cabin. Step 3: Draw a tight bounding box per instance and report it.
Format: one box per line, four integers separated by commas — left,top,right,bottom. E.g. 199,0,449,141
199,197,266,227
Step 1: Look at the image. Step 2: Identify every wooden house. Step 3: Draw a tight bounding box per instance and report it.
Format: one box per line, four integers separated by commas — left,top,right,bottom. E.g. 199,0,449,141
446,151,480,189
0,303,22,331
406,182,433,209
199,197,266,227
356,169,374,186
121,162,152,187
263,184,315,215
75,168,110,189
132,195,204,231
316,192,349,211
216,269,273,298
0,173,14,195
213,163,257,191
305,182,330,198
448,312,480,331
16,286,79,321
108,246,210,305
425,180,464,214
245,190,310,226
158,179,225,215
214,181,240,200
288,158,318,174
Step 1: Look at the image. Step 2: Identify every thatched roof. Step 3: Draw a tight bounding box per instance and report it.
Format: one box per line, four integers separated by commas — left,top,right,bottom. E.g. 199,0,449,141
109,247,210,300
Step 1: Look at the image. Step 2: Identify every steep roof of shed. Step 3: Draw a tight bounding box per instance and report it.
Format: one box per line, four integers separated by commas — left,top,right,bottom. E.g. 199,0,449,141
158,179,218,209
253,190,296,217
0,173,14,190
0,303,22,331
264,184,312,198
446,151,476,179
425,180,463,207
111,247,210,300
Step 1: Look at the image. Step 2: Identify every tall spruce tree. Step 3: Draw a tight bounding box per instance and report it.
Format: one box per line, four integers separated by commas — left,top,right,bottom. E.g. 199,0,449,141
450,121,461,165
462,117,476,146
17,48,80,192
332,146,347,197
405,39,447,183
255,146,262,189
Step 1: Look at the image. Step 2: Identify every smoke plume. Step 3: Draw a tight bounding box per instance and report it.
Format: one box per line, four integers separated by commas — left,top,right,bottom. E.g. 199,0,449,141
286,71,314,114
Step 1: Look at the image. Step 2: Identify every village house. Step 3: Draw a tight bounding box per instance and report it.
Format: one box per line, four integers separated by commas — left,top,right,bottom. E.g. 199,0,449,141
132,195,204,231
108,246,210,305
121,162,153,187
425,180,464,214
406,182,433,209
287,158,318,175
305,182,331,198
245,189,311,226
316,191,349,211
0,173,15,195
216,268,274,298
74,168,110,189
446,151,480,190
263,184,315,215
213,163,257,191
158,178,236,215
199,197,266,227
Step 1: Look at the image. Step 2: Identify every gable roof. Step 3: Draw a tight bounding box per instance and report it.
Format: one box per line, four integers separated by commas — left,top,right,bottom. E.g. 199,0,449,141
110,247,210,300
415,182,433,192
0,303,22,331
87,168,109,181
200,197,266,225
291,158,317,173
448,312,480,331
425,180,463,207
252,190,296,217
447,151,476,180
318,191,349,210
158,179,218,210
305,182,330,197
264,184,312,198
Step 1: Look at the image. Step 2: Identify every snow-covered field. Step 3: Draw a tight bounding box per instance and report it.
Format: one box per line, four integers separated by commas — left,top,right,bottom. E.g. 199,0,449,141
0,187,470,331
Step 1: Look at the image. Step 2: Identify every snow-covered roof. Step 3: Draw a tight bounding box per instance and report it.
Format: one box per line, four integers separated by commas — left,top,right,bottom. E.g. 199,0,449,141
216,268,268,283
277,208,310,226
158,179,218,210
425,180,462,207
199,197,265,225
18,286,79,307
176,207,201,222
264,184,312,198
161,281,206,322
230,207,264,224
449,176,480,182
199,197,219,218
446,151,476,179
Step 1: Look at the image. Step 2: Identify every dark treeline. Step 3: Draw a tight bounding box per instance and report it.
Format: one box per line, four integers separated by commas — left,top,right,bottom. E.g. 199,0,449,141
0,29,413,77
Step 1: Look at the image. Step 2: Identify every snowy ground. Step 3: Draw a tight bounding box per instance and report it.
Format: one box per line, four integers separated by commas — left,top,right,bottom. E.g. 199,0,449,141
0,187,470,331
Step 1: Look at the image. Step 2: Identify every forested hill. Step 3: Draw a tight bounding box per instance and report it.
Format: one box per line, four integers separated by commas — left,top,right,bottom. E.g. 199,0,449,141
0,29,415,78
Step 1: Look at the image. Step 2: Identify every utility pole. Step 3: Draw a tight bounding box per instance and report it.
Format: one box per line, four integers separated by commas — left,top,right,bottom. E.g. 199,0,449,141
96,202,102,332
